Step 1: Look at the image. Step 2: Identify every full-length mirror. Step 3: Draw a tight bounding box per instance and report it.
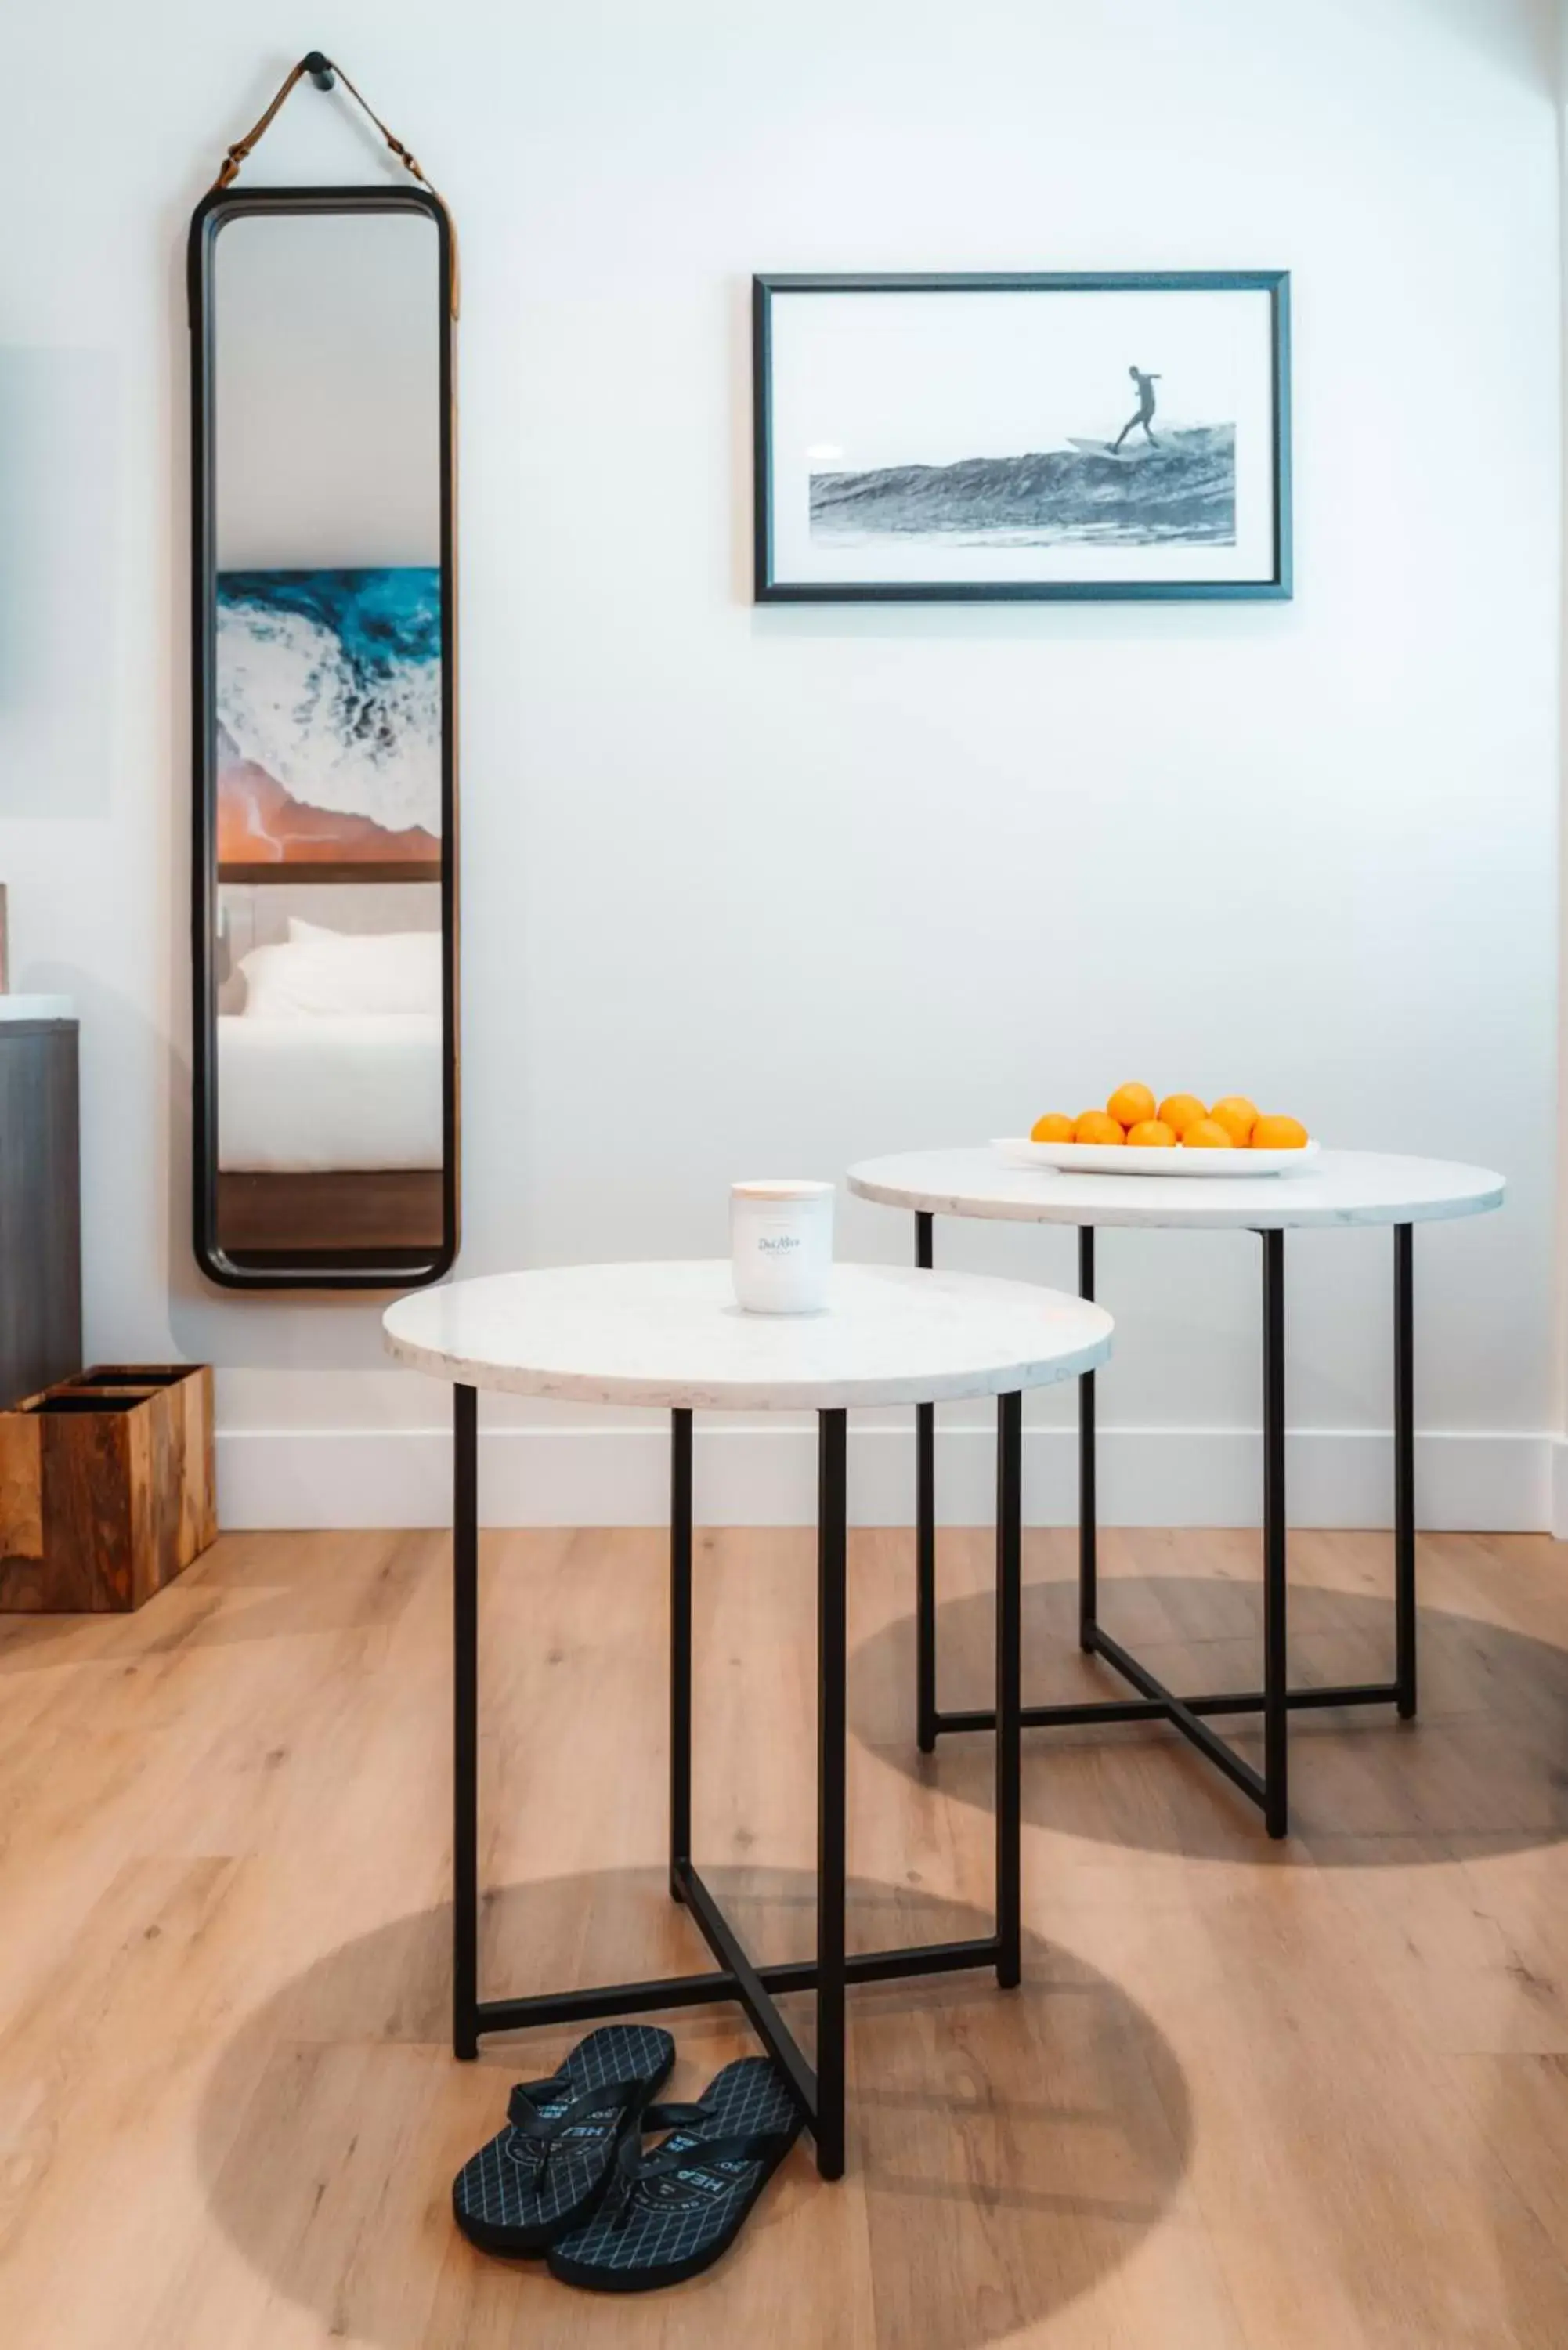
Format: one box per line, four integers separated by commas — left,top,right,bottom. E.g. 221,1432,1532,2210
190,187,457,1288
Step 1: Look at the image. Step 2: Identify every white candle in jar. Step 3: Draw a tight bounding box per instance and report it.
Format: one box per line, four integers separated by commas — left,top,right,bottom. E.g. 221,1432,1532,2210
730,1180,835,1313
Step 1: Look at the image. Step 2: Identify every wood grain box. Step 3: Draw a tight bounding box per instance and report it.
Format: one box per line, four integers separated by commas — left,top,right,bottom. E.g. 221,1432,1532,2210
0,1365,215,1611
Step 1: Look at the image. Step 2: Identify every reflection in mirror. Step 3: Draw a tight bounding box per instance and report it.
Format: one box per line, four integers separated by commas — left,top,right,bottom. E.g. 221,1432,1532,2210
190,193,457,1287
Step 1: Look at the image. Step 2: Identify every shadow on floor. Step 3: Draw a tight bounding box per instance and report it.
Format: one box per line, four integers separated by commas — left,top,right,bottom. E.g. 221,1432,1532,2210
849,1572,1568,1863
193,1867,1191,2348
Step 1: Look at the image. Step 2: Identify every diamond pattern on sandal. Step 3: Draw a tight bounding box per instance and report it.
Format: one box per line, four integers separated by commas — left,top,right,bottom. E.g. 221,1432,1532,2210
452,2023,675,2258
547,2055,802,2292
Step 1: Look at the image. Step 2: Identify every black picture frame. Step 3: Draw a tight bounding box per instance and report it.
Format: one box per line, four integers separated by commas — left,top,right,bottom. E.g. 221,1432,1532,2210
187,183,460,1291
753,270,1292,603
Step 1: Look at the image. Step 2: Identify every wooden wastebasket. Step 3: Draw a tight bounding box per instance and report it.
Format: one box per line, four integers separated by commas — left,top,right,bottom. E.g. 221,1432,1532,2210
0,1365,215,1611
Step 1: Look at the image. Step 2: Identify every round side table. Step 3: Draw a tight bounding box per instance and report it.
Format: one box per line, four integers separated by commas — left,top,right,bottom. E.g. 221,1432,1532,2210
846,1148,1505,1838
385,1257,1111,2179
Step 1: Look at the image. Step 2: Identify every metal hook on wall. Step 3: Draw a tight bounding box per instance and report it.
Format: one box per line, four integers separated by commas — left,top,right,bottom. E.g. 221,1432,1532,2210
205,52,460,315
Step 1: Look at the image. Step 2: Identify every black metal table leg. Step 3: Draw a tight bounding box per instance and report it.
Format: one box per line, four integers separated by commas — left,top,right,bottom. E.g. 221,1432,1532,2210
458,1384,1024,2172
1262,1231,1288,1838
1078,1227,1097,1653
995,1390,1022,1988
914,1210,937,1753
1393,1224,1417,1719
908,1210,1420,1842
816,1408,849,2180
670,1408,693,1900
453,1380,479,2059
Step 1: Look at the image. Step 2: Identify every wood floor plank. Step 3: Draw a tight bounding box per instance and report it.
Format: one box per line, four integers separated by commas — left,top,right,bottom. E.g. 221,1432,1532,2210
3,1523,1568,2345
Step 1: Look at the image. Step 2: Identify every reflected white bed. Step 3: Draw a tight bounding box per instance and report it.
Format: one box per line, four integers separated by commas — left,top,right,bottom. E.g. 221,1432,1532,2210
217,1012,443,1173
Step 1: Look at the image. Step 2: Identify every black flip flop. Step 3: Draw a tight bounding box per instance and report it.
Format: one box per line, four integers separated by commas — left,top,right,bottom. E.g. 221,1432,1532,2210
546,2055,802,2292
452,2023,676,2258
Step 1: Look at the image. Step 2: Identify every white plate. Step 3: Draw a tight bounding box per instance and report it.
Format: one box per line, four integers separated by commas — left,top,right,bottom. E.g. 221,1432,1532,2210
993,1137,1321,1180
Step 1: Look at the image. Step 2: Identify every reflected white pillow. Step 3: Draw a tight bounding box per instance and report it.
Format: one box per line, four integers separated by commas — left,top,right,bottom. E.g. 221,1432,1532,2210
240,924,443,1018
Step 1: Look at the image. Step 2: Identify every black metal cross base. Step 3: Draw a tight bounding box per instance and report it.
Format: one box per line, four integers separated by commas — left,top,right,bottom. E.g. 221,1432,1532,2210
451,1388,1025,2182
913,1216,1418,1841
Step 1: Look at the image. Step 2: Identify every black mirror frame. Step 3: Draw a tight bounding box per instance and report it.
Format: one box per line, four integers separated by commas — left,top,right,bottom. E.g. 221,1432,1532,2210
187,184,459,1292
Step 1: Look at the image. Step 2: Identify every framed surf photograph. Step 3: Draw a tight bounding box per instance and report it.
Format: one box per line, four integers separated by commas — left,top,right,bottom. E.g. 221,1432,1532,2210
753,271,1292,602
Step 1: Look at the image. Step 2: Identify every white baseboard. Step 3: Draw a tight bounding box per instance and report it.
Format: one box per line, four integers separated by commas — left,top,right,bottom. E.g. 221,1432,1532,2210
215,1421,1554,1534
1551,1437,1568,1540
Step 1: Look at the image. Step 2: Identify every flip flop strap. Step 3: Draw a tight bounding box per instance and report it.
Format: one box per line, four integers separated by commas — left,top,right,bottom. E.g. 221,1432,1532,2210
504,2073,642,2173
616,2115,794,2187
628,2099,710,2135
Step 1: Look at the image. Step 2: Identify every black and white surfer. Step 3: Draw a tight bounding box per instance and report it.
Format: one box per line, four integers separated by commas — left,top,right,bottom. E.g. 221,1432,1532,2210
1111,366,1161,452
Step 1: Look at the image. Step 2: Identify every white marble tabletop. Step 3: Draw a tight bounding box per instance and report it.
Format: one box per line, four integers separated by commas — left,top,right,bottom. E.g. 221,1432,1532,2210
384,1260,1112,1410
847,1148,1505,1233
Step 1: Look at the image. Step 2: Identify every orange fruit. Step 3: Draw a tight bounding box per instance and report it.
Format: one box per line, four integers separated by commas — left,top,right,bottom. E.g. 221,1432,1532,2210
1127,1119,1176,1148
1210,1095,1259,1141
1030,1112,1075,1143
1107,1082,1156,1129
1209,1101,1255,1148
1182,1117,1234,1149
1251,1114,1309,1150
1075,1111,1125,1146
1158,1093,1206,1137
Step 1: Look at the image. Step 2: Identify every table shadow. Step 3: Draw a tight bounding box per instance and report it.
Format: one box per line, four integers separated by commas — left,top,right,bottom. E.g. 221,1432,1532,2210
193,1867,1191,2348
849,1570,1568,1863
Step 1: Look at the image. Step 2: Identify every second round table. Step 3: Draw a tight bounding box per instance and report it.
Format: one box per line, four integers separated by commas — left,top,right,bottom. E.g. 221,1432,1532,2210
847,1147,1505,1838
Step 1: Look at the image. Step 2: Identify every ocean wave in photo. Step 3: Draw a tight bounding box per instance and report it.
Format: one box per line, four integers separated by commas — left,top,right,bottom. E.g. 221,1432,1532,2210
810,425,1235,549
216,568,443,837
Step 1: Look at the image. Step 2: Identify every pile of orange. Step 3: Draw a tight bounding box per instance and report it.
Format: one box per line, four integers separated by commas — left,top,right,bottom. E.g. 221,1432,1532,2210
1031,1085,1308,1152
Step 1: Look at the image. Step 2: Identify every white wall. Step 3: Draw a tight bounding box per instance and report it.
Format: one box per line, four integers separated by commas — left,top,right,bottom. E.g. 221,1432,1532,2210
1558,0,1568,1537
0,0,1559,1528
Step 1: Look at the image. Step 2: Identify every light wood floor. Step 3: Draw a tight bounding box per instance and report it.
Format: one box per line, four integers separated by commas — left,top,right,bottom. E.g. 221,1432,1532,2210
4,1524,1568,2346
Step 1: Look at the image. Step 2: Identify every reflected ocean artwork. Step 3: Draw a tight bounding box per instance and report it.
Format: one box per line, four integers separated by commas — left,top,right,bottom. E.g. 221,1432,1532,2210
215,568,443,866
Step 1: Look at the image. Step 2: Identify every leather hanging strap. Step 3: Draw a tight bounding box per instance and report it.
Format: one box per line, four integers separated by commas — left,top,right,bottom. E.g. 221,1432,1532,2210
211,57,312,190
210,53,460,316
